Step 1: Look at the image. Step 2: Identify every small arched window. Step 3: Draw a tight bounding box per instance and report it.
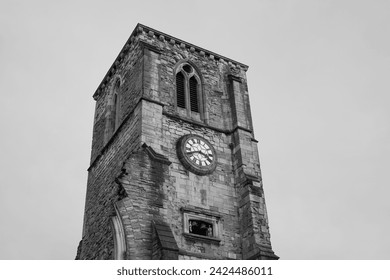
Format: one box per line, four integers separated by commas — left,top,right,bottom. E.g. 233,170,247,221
175,63,202,119
176,72,186,109
189,76,199,113
104,78,122,145
113,79,121,130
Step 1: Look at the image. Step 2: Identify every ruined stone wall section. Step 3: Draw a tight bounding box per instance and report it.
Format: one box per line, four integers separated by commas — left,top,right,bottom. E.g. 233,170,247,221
79,104,142,259
117,148,172,259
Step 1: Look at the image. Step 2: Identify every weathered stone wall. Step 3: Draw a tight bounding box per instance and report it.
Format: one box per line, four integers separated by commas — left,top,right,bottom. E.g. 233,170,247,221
131,28,275,259
89,42,143,164
113,147,172,259
78,102,142,259
160,118,241,259
137,29,249,132
77,24,277,260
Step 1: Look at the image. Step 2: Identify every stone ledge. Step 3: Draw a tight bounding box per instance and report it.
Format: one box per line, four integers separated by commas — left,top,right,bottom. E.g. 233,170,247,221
244,173,261,182
139,40,162,54
180,206,222,219
163,111,253,135
228,74,242,82
141,96,166,107
178,249,232,260
142,143,172,165
182,233,221,245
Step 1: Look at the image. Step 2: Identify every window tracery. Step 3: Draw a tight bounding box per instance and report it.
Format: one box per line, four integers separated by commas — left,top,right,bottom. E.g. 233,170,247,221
175,63,203,119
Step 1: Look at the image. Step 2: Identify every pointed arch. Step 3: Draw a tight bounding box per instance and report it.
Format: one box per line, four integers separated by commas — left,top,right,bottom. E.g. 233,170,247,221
174,60,205,122
113,78,121,130
189,76,199,113
111,203,126,260
176,72,186,109
103,76,123,145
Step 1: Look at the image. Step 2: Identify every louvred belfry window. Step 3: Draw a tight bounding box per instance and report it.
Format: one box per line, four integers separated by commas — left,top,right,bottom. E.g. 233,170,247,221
189,77,199,113
175,63,202,118
176,72,186,109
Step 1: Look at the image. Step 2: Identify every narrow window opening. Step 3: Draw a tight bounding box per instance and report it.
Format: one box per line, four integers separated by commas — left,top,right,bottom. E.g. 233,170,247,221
114,80,121,129
112,93,118,131
103,78,121,145
189,219,213,237
176,72,186,109
189,76,199,113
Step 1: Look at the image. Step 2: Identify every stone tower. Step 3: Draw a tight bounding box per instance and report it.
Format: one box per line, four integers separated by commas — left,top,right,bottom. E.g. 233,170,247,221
76,24,278,260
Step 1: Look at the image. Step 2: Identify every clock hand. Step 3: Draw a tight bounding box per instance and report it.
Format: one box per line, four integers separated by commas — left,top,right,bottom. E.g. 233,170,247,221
202,153,212,162
187,150,212,161
186,151,200,155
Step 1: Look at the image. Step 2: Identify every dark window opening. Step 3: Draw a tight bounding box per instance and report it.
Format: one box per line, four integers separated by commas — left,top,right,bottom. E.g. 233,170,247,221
183,64,192,73
176,72,186,109
113,79,121,130
189,219,213,237
189,77,199,113
112,93,118,130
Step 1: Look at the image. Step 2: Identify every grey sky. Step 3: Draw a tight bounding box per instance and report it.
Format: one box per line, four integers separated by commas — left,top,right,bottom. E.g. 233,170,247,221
0,0,389,259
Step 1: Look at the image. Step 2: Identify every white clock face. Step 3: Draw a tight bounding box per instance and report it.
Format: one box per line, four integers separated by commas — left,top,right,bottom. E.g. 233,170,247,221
185,138,214,167
177,134,217,175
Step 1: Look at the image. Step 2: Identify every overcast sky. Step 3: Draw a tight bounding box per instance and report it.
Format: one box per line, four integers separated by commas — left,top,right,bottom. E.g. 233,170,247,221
0,0,389,260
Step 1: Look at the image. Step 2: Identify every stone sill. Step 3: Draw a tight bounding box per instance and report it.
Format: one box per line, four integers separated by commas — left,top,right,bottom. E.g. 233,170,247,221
183,233,221,244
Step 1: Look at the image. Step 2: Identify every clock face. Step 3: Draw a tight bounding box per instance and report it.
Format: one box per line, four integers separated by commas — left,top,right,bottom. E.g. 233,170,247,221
185,137,214,167
177,135,217,175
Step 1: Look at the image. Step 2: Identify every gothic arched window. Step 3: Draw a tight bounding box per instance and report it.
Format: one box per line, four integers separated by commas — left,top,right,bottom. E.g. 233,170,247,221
113,79,121,130
175,63,202,119
104,78,122,145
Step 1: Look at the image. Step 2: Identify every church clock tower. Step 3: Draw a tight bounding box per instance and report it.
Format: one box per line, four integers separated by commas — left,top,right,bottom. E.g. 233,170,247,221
76,24,278,260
